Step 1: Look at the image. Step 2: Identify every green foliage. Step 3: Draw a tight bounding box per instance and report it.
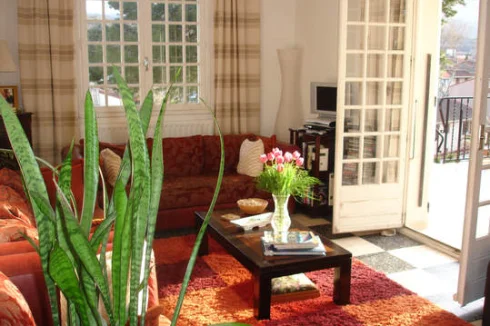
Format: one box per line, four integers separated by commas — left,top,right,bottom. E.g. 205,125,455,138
256,150,321,197
0,67,225,326
442,0,466,24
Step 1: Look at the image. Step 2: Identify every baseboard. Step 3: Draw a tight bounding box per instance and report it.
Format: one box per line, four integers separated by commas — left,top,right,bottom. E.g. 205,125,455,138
399,227,460,260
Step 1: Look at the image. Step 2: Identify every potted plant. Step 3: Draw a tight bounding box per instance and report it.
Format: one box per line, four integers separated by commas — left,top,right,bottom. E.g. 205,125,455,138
0,68,225,326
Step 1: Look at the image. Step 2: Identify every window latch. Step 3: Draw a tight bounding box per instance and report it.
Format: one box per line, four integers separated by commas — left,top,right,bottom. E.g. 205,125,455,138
143,57,149,71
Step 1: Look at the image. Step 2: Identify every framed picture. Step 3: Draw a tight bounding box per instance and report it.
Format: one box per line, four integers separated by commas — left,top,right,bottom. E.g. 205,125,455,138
0,85,18,110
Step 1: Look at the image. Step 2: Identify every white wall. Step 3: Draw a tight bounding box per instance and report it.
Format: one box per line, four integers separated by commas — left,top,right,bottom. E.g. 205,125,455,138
0,0,21,108
260,0,340,136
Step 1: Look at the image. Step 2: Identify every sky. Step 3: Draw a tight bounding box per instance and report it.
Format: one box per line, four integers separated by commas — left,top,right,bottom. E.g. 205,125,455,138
450,0,480,38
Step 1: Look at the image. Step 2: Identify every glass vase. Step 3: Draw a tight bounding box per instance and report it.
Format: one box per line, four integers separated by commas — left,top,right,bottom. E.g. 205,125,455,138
271,194,291,241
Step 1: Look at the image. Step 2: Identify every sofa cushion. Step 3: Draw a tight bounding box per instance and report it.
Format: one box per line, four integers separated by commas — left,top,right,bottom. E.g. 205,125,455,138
0,219,38,243
0,168,24,198
0,185,35,226
0,271,36,325
237,138,264,177
203,134,277,173
162,135,203,177
159,173,268,210
100,148,122,187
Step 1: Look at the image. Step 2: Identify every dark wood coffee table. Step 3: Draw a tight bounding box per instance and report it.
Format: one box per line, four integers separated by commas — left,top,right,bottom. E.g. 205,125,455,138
194,209,352,320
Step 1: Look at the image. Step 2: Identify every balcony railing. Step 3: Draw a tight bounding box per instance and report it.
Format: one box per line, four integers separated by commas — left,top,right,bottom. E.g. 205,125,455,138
435,96,490,163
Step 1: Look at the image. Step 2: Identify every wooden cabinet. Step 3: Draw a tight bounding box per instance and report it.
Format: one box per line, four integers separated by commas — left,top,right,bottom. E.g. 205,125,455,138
290,128,335,218
0,112,33,169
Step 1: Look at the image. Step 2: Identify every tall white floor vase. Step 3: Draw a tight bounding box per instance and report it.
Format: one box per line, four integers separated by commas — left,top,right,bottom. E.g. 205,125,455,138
274,47,303,142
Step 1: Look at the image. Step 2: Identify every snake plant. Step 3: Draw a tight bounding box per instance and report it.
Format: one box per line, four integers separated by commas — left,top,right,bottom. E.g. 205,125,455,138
0,67,225,326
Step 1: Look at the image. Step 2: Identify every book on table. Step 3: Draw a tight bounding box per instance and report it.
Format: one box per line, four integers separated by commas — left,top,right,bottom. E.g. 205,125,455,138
261,231,326,256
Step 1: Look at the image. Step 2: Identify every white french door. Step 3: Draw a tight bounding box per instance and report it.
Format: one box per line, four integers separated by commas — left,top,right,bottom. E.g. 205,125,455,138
457,0,490,306
333,0,412,233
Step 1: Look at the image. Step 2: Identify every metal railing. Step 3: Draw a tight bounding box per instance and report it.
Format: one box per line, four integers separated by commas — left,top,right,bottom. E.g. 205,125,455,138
435,96,490,163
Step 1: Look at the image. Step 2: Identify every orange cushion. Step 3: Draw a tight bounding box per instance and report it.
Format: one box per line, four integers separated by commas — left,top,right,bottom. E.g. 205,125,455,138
0,168,24,198
0,271,36,325
0,186,35,226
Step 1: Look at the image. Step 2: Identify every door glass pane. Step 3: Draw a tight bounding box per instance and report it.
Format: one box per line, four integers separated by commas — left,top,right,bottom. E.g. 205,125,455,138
345,109,361,132
186,4,197,22
387,54,403,77
365,109,381,131
90,87,104,107
348,0,365,22
129,87,140,105
345,82,363,105
87,23,102,41
125,66,139,84
170,86,184,103
186,25,198,42
186,66,198,83
152,45,166,63
124,23,138,41
104,1,120,20
385,109,401,131
389,27,405,50
169,46,183,63
123,2,137,20
476,205,490,239
89,67,103,85
106,66,120,84
366,54,384,78
383,135,399,157
86,1,102,20
363,136,379,158
390,0,406,23
479,169,490,202
170,66,183,82
88,45,103,63
106,23,121,41
362,162,379,184
187,86,198,103
106,45,121,63
153,87,168,105
386,82,402,104
343,163,359,185
168,3,182,21
366,82,383,105
153,66,166,84
383,161,398,183
347,26,365,50
124,45,138,63
169,25,183,42
152,3,165,21
368,26,385,50
186,46,198,62
344,137,360,159
106,87,122,106
369,0,386,22
346,54,364,77
152,24,165,42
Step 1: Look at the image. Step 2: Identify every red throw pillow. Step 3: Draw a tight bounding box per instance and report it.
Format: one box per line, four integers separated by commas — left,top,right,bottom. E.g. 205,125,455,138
0,185,35,226
0,219,38,243
0,271,36,325
0,168,25,198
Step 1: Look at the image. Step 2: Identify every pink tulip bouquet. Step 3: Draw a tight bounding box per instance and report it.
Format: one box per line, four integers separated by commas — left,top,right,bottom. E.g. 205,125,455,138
256,148,321,197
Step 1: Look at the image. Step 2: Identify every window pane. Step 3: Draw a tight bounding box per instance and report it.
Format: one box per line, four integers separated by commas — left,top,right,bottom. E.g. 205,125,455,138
348,0,365,21
106,66,121,84
152,45,166,63
368,26,385,50
170,86,183,103
345,82,363,105
86,1,102,20
104,1,120,20
389,27,405,50
87,23,102,41
390,0,406,23
151,3,165,21
124,23,138,41
365,109,381,131
385,109,401,131
152,24,165,42
185,4,197,22
186,25,198,42
345,109,361,132
343,163,359,185
346,54,363,78
88,45,103,63
105,23,120,41
186,66,198,83
362,162,379,184
124,45,138,63
363,136,379,158
366,82,383,105
106,87,122,106
366,54,384,78
347,25,364,50
383,135,400,157
344,137,360,159
89,67,103,85
187,86,198,103
170,66,183,83
90,87,104,107
169,25,182,42
123,2,137,20
169,46,183,63
383,161,399,183
186,45,198,62
153,87,168,105
387,55,403,78
106,45,121,63
153,66,166,84
386,82,402,105
369,0,386,22
125,66,139,84
168,4,182,21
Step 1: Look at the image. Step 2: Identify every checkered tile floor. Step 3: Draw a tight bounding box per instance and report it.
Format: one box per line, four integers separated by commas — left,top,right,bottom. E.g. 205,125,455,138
294,214,484,324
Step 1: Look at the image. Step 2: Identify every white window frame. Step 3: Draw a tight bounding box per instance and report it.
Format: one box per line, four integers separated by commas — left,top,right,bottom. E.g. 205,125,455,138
74,0,214,140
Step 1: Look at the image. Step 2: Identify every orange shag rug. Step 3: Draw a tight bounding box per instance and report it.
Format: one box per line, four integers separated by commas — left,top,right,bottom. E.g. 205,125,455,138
154,235,471,326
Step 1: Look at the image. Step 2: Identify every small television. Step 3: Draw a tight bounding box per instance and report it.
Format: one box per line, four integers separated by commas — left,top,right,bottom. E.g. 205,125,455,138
310,82,337,118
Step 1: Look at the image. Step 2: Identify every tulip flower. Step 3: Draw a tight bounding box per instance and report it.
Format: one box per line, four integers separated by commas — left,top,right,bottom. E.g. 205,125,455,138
296,157,304,167
267,152,275,161
276,156,285,164
276,163,284,172
292,151,301,159
259,154,268,163
284,152,293,163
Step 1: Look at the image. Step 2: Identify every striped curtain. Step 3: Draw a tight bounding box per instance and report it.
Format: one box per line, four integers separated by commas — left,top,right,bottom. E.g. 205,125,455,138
17,0,77,164
214,0,261,134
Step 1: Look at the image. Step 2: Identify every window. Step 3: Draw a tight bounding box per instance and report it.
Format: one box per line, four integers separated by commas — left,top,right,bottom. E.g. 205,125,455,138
81,0,206,110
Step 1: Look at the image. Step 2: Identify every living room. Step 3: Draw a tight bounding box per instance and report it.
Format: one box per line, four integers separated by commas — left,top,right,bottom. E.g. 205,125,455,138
0,0,489,325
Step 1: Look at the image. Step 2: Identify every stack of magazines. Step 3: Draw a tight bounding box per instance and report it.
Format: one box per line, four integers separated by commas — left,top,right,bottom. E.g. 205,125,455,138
261,231,326,256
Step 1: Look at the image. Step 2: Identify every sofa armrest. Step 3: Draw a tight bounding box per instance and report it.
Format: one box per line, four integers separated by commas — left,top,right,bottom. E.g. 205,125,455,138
276,140,301,154
61,144,83,161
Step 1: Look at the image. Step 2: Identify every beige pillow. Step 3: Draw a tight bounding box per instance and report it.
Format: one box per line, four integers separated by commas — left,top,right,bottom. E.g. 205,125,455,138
100,148,122,187
237,138,264,177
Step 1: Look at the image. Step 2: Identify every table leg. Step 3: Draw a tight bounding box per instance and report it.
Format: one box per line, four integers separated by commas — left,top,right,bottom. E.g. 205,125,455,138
333,258,351,305
195,215,208,256
253,272,272,320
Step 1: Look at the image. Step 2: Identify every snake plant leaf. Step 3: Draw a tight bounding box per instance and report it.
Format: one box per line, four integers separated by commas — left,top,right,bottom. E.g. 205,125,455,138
49,245,90,326
80,91,100,236
0,99,60,325
113,67,151,325
171,100,225,326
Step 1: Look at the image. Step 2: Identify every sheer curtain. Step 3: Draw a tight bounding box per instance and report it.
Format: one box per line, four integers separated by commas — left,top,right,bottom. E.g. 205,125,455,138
17,0,78,164
214,0,261,134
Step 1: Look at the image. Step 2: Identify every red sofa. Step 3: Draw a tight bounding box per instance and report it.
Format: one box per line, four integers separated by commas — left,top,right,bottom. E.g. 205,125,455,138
78,133,298,231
